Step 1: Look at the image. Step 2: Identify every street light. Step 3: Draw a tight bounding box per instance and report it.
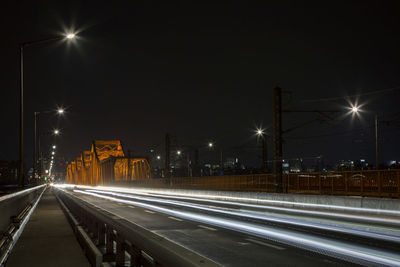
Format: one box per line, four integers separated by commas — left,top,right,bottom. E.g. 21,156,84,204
351,104,379,169
53,129,60,135
52,145,56,149
19,33,77,187
256,127,265,137
33,110,64,179
208,142,214,148
66,33,75,39
177,150,182,155
156,155,161,160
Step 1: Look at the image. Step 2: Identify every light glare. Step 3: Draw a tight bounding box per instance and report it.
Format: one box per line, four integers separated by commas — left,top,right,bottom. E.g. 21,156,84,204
66,33,75,39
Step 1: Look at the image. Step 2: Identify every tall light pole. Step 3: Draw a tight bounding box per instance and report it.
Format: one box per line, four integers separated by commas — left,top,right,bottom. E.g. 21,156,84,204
18,33,76,187
350,106,379,169
256,128,268,172
33,108,65,179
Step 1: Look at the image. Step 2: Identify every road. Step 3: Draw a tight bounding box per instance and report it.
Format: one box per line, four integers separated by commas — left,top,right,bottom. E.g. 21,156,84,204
58,185,400,266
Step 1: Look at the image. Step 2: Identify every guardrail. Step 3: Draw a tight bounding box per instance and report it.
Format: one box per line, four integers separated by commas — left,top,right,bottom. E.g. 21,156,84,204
115,170,400,198
55,188,219,267
0,185,46,265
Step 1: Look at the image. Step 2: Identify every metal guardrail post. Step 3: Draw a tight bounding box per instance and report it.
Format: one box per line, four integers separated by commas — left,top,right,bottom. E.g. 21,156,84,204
115,234,125,267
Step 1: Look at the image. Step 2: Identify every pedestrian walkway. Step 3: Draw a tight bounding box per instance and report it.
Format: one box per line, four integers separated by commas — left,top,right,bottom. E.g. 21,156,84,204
6,187,90,267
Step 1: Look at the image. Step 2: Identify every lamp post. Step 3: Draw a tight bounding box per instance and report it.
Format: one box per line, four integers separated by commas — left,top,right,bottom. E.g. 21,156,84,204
256,128,268,172
350,106,379,169
37,129,60,178
19,34,75,187
33,108,65,179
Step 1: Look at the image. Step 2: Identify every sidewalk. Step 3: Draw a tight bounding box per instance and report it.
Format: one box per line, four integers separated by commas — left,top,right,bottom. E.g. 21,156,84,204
6,187,90,267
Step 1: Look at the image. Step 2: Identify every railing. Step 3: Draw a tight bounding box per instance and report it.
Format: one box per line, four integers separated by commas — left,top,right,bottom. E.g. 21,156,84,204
116,170,400,198
0,185,46,265
55,188,218,267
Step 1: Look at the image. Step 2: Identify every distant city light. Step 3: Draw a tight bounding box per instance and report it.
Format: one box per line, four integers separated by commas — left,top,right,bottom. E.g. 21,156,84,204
208,142,213,148
156,155,161,160
45,170,49,174
57,108,64,115
177,150,181,155
52,151,55,155
351,106,359,113
53,145,56,149
54,129,60,135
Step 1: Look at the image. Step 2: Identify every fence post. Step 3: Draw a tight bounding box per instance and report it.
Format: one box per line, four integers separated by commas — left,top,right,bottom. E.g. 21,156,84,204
360,171,364,197
318,173,321,194
378,170,382,197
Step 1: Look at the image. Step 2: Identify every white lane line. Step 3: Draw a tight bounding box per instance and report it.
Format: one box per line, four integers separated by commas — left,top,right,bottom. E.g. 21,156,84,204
144,210,155,214
246,238,285,250
198,225,217,231
168,216,183,222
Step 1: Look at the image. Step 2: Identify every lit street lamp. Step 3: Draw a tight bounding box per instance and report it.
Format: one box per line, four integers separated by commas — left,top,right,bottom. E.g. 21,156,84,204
33,109,64,179
350,105,379,169
19,33,76,187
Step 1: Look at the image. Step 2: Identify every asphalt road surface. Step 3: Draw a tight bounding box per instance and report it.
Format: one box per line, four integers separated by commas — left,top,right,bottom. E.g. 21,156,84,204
59,185,400,266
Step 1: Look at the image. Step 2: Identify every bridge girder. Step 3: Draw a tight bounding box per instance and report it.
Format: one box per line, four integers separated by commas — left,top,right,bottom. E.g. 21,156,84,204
65,140,151,186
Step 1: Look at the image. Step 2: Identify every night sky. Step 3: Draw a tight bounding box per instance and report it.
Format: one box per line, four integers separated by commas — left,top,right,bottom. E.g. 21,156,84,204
1,1,400,168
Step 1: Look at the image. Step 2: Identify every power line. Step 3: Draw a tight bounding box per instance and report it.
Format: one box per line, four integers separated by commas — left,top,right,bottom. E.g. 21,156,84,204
302,86,400,103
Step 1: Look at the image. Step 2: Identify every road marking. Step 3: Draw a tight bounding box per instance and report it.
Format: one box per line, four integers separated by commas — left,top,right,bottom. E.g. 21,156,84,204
168,216,183,222
144,210,155,214
198,225,217,231
246,238,285,250
128,206,135,209
117,203,124,206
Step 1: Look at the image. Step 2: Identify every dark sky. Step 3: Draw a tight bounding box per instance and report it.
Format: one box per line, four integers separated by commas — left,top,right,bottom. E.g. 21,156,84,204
1,0,400,168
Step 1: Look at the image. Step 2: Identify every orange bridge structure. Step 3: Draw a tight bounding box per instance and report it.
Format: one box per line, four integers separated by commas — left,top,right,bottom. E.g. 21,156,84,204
65,140,151,185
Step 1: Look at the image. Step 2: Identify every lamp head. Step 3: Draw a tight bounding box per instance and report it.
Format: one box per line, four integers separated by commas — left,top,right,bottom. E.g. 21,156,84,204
66,33,76,39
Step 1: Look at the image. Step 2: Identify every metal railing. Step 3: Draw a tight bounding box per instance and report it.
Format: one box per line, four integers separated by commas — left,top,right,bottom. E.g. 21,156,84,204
55,188,219,267
118,170,400,198
0,185,46,265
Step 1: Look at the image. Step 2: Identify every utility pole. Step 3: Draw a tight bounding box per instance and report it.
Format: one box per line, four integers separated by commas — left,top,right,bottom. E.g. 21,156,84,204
165,134,171,177
273,87,283,193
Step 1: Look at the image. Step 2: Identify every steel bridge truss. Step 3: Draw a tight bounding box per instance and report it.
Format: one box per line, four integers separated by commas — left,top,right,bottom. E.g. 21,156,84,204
66,140,151,185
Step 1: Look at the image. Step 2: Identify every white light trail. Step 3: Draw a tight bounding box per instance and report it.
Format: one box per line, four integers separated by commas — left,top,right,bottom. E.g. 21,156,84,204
83,185,400,217
72,189,400,266
86,189,400,243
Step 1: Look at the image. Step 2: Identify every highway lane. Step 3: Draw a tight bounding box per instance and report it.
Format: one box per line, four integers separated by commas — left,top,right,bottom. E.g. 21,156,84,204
58,185,400,266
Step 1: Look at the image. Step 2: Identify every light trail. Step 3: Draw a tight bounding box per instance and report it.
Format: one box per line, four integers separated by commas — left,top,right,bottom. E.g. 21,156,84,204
71,189,400,266
85,189,400,243
63,184,400,217
68,185,400,228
